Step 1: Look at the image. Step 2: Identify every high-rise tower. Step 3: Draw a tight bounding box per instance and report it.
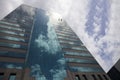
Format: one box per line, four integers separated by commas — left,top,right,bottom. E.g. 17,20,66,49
0,4,111,80
54,21,111,80
0,5,36,80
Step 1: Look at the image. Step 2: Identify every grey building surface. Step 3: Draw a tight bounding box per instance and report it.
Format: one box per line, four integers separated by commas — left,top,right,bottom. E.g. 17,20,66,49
0,4,111,80
108,59,120,80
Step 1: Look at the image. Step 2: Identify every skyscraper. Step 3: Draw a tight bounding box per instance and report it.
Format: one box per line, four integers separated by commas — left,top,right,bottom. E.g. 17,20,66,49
54,20,111,80
0,5,36,80
0,4,111,80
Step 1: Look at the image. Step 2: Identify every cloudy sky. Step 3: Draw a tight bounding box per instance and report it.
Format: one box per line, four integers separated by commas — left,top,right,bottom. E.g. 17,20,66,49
0,0,120,72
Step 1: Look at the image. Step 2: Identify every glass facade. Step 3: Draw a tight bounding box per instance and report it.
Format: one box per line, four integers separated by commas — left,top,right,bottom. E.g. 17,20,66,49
70,67,104,72
0,4,111,80
54,17,104,74
0,5,35,70
65,52,92,57
66,58,97,64
0,21,20,27
9,73,16,80
26,9,66,80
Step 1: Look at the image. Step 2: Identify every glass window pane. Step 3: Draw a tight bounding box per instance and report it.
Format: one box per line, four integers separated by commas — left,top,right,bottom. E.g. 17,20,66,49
0,30,24,36
0,21,19,27
9,73,16,80
98,75,103,80
65,52,92,57
0,42,27,49
0,25,25,32
83,75,87,80
0,62,23,69
58,36,78,42
75,75,81,80
103,75,108,80
0,36,25,42
0,51,26,58
66,58,97,64
70,67,104,72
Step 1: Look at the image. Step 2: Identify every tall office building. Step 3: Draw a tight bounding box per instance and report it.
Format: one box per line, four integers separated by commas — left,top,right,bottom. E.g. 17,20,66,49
54,20,111,80
0,5,36,80
0,4,111,80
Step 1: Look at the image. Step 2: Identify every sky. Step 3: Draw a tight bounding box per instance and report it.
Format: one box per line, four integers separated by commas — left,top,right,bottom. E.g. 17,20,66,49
0,0,120,72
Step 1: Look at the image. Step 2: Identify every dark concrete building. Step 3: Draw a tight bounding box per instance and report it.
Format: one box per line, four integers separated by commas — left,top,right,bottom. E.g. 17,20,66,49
0,4,111,80
108,59,120,80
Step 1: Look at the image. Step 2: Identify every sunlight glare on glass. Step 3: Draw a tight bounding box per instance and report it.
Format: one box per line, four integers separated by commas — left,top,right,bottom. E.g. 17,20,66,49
46,11,62,25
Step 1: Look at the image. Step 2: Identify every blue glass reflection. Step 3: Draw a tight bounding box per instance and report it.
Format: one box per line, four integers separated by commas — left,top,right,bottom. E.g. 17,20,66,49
0,42,27,49
27,9,66,80
0,51,26,58
0,21,20,27
66,58,97,64
70,67,104,72
0,62,23,69
65,52,92,57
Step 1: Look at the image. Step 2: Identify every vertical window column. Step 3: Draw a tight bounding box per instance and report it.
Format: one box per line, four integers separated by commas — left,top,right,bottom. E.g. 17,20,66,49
98,75,103,80
75,75,81,80
103,75,109,80
92,75,97,80
0,73,4,80
82,75,88,80
9,73,16,80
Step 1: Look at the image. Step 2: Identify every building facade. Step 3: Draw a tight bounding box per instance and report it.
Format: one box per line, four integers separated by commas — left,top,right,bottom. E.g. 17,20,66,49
0,5,36,80
0,4,111,80
54,21,111,80
107,59,120,80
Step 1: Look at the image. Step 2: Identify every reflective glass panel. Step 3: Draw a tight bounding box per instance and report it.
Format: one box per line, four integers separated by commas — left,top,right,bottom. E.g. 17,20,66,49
0,51,26,58
65,52,92,57
0,36,25,42
0,62,23,69
66,58,97,64
0,30,24,36
70,67,104,72
9,73,16,80
0,42,27,49
0,25,24,32
27,9,67,80
0,21,20,27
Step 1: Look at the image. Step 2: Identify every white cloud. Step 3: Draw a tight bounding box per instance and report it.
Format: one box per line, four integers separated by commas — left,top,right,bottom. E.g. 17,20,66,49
35,34,50,52
31,64,41,73
57,58,66,65
94,0,120,72
31,64,47,80
31,64,66,80
95,5,103,13
50,69,66,80
50,58,66,80
24,0,73,17
35,13,61,54
6,64,22,69
83,0,120,72
93,16,102,25
62,0,120,72
93,22,101,33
